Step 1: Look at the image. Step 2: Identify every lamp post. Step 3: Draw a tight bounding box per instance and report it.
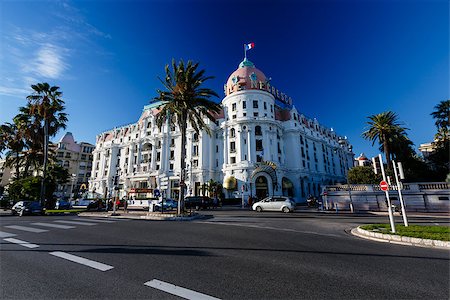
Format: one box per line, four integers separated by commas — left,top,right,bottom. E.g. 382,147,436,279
70,173,77,200
112,167,121,216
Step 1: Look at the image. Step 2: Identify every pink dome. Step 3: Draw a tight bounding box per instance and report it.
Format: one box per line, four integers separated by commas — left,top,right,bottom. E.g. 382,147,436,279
225,59,267,96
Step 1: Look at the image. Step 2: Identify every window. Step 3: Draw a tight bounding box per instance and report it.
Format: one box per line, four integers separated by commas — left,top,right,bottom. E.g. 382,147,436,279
156,152,161,161
255,126,262,136
232,115,237,119
171,138,175,147
230,128,236,138
156,164,160,170
230,141,236,153
232,103,236,111
193,160,198,167
170,150,175,160
300,135,304,145
193,145,198,156
264,102,267,110
254,112,259,117
256,139,263,151
216,145,219,153
253,100,258,108
256,155,263,162
230,157,236,164
193,133,199,142
169,163,174,170
270,105,273,113
242,101,246,109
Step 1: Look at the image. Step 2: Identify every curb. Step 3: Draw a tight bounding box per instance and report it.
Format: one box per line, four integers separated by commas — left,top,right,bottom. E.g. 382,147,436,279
351,226,450,250
78,212,205,221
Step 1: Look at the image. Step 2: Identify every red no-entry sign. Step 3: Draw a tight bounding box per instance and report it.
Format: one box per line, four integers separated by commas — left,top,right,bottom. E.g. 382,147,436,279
380,180,389,191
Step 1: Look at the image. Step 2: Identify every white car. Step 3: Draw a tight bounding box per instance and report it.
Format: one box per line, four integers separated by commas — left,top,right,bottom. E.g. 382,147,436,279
252,196,296,213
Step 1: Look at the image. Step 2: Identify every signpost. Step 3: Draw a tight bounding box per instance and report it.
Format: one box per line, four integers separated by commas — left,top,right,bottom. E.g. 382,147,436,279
378,154,396,233
392,160,408,226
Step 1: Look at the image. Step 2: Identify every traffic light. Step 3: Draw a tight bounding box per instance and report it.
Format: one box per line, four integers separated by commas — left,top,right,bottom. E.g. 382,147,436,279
371,156,382,175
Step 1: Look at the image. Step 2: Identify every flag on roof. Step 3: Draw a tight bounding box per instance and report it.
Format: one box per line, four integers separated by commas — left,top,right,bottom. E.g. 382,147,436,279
244,42,255,51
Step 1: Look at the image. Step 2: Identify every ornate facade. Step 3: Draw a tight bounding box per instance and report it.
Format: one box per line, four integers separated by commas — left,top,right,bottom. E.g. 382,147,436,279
89,58,354,202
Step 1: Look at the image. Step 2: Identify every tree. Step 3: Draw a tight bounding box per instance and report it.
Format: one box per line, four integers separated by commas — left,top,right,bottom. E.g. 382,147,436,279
26,83,67,206
348,166,382,184
0,119,26,179
428,100,450,181
153,59,221,214
362,111,408,168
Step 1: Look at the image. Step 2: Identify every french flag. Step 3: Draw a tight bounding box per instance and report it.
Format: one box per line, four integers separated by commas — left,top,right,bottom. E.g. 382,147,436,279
245,42,255,51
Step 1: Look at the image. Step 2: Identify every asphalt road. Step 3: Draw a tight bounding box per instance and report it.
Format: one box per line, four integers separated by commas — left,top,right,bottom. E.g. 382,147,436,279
1,209,449,300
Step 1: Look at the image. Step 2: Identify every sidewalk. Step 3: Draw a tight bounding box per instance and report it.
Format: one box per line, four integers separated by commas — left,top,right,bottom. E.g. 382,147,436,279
79,210,206,221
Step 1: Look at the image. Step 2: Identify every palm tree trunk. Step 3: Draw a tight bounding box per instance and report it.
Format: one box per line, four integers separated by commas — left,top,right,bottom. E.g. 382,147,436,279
383,135,391,169
15,149,20,179
178,114,187,215
40,119,49,206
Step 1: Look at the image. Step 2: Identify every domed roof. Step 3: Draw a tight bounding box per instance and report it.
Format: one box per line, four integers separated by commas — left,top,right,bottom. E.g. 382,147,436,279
225,58,267,96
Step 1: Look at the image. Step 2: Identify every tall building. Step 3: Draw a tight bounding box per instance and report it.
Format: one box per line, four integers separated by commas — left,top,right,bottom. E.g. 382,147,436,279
54,132,94,199
89,58,354,202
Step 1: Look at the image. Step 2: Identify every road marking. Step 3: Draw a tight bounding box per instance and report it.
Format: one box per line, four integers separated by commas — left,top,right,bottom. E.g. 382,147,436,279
144,279,220,300
49,251,114,271
31,223,75,229
54,220,97,226
198,221,341,238
3,238,39,248
5,225,48,233
0,231,17,238
72,218,115,223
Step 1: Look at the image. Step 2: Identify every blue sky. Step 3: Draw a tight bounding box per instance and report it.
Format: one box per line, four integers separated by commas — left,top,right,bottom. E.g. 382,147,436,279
1,0,448,160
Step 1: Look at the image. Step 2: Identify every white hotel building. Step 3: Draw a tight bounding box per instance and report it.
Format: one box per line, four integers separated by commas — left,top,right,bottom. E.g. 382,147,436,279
89,58,354,202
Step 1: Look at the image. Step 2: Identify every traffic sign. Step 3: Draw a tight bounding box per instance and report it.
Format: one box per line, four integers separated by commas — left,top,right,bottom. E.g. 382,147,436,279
380,181,389,191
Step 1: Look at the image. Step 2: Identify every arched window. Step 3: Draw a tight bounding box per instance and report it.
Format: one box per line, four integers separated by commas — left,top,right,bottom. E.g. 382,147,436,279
230,128,236,138
193,133,199,142
255,126,262,136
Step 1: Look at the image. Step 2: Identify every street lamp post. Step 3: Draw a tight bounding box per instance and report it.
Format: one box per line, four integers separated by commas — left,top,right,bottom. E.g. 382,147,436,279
112,167,121,216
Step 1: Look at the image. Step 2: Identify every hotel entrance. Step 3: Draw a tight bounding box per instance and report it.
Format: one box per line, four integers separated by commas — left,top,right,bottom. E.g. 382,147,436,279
255,176,268,200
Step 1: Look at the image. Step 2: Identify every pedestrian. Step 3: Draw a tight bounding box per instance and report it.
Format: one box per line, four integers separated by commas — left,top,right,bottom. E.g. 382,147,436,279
124,199,128,212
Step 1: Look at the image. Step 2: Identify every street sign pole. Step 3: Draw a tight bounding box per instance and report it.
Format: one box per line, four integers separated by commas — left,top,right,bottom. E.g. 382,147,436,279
379,154,396,233
393,160,408,226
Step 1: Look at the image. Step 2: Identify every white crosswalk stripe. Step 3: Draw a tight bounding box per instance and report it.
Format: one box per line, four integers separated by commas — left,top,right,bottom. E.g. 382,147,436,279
72,218,115,223
0,231,17,238
3,238,39,249
31,223,75,229
54,220,97,226
5,225,48,233
145,279,221,300
49,251,114,271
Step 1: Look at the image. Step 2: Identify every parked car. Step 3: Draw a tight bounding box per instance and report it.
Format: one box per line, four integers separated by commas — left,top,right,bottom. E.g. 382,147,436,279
127,198,159,210
154,198,179,211
252,196,296,213
55,199,71,210
11,201,44,216
184,196,213,210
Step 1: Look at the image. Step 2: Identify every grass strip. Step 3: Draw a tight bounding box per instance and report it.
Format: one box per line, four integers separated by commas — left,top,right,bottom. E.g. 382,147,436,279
360,224,450,241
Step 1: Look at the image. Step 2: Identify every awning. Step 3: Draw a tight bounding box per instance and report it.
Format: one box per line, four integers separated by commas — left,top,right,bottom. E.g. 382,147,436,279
223,176,237,190
251,165,277,185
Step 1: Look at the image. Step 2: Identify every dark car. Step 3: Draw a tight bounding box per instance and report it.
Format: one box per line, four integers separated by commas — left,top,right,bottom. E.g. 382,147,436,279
55,199,71,210
11,201,44,216
184,196,213,210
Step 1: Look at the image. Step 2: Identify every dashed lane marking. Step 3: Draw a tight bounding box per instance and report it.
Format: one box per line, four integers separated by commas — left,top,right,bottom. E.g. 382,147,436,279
144,279,220,300
31,223,75,229
0,231,17,238
49,251,114,271
3,238,39,249
5,225,48,233
54,220,97,226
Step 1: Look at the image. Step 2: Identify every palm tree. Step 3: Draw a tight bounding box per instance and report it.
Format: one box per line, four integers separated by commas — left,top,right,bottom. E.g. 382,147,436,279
26,83,67,206
0,120,26,179
153,59,221,215
431,100,449,142
362,111,408,168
